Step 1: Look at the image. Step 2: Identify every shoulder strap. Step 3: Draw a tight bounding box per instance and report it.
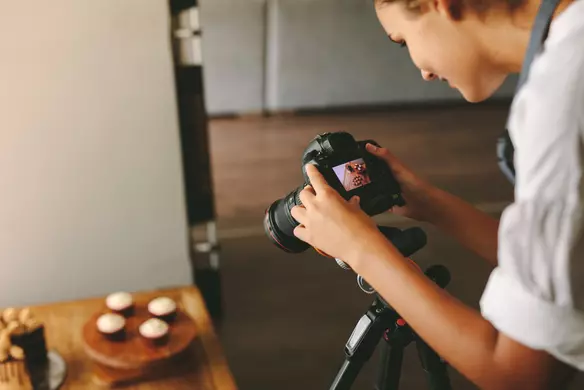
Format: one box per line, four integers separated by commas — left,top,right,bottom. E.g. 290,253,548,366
515,0,563,92
497,0,565,184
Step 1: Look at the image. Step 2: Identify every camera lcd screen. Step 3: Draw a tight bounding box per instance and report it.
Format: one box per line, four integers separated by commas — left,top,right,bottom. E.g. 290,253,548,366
333,158,372,192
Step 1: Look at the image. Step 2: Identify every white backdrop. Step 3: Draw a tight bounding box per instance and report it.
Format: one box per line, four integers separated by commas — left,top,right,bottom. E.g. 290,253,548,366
0,0,192,306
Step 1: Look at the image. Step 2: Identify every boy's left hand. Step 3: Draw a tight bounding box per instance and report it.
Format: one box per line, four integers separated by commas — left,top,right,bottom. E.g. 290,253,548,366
291,164,384,267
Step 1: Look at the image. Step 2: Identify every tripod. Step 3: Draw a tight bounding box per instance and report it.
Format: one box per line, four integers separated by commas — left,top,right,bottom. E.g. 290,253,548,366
329,264,453,390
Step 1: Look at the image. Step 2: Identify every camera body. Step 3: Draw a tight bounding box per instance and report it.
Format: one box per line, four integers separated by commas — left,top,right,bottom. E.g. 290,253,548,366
264,131,405,253
301,132,404,216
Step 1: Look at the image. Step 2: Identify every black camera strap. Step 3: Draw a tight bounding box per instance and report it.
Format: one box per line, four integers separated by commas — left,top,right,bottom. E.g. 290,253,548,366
497,0,566,184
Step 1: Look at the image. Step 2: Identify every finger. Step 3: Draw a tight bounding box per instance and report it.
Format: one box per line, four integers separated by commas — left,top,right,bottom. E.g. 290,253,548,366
304,164,329,194
299,184,316,202
293,225,310,243
290,205,308,225
349,196,361,209
366,143,396,163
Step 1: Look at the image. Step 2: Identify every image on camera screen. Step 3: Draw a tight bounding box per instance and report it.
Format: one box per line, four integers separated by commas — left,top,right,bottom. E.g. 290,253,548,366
333,158,372,192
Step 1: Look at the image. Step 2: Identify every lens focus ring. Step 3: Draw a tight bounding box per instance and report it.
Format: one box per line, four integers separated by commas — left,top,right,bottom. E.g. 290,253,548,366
294,188,303,207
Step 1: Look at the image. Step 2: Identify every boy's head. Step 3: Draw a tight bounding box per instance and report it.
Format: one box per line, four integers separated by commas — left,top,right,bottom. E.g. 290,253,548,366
373,0,535,102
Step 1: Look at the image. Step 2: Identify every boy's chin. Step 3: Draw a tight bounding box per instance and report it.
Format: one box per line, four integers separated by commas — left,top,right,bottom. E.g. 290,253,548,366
461,91,490,103
459,76,508,103
458,85,499,103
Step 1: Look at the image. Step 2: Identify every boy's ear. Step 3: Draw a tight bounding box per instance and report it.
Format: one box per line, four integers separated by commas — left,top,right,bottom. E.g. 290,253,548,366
432,0,463,20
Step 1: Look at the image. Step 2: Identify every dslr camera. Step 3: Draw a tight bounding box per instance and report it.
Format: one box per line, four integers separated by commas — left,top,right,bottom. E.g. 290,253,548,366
264,131,405,253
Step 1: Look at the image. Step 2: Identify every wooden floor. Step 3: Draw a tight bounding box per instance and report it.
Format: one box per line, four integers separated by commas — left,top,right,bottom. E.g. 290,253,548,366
202,104,584,390
207,103,515,228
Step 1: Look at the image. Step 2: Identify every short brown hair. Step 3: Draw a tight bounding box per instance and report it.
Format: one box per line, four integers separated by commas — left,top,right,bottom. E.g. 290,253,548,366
374,0,526,20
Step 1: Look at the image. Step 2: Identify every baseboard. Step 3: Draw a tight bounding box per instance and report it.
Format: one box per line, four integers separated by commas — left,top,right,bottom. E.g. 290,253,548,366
207,98,513,120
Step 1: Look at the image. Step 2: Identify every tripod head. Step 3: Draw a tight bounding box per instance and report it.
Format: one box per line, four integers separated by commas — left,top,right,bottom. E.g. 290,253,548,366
334,225,449,296
335,226,427,269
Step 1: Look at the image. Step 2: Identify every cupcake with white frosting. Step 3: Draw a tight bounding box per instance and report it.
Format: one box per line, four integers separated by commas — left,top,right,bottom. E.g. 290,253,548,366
96,313,126,342
147,297,177,323
105,292,134,317
139,318,169,346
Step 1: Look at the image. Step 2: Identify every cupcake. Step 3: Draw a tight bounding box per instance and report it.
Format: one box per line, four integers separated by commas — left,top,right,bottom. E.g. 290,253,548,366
147,297,177,323
139,318,169,347
105,292,134,317
96,313,126,342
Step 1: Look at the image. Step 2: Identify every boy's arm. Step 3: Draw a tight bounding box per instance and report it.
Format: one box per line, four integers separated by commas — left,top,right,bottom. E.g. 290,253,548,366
418,185,501,267
353,236,571,390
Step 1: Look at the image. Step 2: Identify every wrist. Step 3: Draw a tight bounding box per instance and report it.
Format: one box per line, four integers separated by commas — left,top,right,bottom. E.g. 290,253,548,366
347,230,397,275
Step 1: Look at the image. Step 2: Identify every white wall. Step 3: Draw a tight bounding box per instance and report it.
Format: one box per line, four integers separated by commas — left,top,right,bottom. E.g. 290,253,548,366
0,1,192,307
199,0,517,115
199,0,266,114
268,0,517,110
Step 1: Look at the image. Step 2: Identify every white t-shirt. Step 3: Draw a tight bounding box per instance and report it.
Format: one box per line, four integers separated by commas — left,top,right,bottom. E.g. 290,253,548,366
480,0,584,370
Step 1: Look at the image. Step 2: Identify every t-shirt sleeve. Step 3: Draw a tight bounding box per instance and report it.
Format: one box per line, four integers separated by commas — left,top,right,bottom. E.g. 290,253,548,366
479,44,584,370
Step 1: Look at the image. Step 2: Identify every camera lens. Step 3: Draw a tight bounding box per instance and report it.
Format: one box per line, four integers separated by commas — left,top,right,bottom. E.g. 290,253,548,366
263,187,310,253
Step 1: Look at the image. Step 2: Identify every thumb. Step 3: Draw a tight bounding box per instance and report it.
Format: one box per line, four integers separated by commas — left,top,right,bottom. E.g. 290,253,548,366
349,196,361,208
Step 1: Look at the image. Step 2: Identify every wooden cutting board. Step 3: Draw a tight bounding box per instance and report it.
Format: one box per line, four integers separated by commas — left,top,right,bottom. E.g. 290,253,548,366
81,297,197,386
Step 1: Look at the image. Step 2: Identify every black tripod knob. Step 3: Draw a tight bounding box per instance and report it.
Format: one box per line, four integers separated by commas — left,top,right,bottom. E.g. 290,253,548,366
425,265,451,289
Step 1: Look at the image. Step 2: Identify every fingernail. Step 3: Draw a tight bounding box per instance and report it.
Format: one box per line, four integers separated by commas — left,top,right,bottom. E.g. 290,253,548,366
367,143,378,151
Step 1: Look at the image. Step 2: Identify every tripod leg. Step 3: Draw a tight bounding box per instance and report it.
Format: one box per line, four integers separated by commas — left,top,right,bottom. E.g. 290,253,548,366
415,339,452,390
330,359,362,390
376,340,403,390
330,302,392,390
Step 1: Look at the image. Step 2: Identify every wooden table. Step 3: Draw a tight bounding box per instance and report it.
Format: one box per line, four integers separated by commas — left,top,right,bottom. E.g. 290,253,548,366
27,286,237,389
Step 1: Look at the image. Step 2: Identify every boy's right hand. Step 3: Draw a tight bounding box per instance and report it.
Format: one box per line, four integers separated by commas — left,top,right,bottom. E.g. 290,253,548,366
366,143,435,222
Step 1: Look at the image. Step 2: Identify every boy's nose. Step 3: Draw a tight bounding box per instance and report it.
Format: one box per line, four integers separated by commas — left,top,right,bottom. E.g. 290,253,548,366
421,70,437,81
